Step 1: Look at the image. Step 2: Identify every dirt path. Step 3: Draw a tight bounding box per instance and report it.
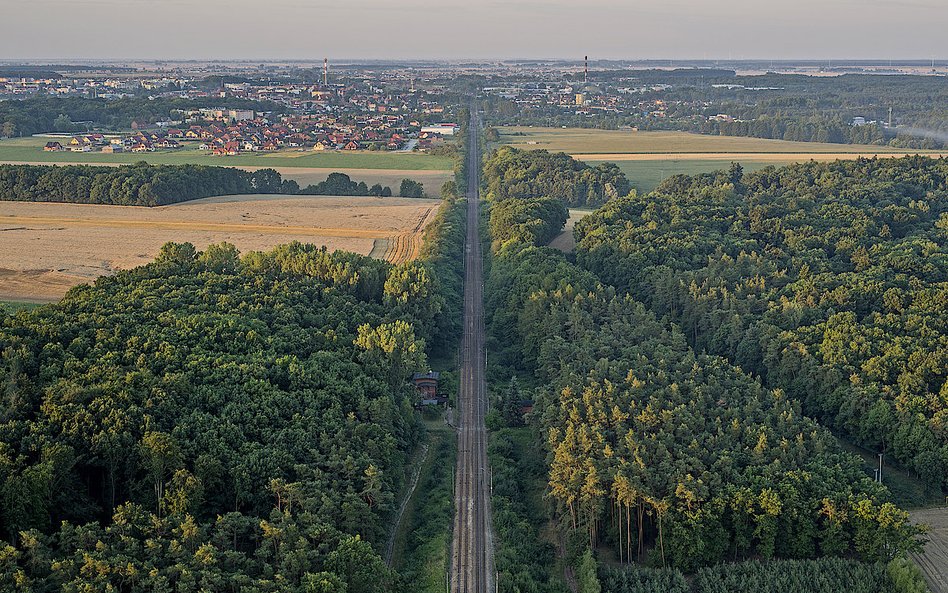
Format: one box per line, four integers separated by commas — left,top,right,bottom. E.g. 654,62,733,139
385,443,430,566
911,507,948,593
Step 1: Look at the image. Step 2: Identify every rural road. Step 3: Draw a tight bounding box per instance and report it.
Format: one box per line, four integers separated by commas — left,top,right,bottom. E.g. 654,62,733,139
451,108,494,593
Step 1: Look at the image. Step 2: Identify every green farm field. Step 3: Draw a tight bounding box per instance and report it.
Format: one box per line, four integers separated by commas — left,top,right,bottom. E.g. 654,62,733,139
0,136,453,170
0,300,43,313
497,126,945,155
497,127,947,193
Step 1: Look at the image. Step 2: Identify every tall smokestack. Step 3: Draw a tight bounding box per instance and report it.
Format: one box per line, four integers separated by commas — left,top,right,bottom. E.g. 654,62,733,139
584,55,588,84
323,58,328,87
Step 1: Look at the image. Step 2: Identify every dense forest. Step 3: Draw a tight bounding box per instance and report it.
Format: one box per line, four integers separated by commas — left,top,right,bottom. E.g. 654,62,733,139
484,147,631,208
482,149,924,590
0,96,283,137
0,176,466,589
0,164,408,205
574,157,948,490
480,72,948,148
600,556,929,593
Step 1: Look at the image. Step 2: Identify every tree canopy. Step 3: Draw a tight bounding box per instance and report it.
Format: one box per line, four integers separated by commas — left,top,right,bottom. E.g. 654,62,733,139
0,238,456,590
483,150,923,576
575,156,948,490
0,164,401,205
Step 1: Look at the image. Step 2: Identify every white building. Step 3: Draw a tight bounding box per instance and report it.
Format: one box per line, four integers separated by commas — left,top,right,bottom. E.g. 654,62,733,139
420,123,458,136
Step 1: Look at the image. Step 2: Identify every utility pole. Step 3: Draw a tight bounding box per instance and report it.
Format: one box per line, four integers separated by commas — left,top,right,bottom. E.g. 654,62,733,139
878,453,884,484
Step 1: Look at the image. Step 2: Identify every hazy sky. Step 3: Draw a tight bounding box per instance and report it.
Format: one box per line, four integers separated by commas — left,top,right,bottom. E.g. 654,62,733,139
1,0,946,61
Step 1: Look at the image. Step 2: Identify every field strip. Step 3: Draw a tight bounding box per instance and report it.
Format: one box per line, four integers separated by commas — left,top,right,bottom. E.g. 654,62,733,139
407,205,439,261
383,234,398,262
572,151,948,161
0,215,392,239
369,238,390,259
0,161,452,175
389,233,409,264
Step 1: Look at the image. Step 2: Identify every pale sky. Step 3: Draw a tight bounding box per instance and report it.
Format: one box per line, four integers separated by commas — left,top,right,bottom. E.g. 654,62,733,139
0,0,946,61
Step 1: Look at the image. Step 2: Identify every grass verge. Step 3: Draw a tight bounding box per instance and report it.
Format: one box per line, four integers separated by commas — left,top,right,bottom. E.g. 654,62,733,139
489,426,570,593
392,420,456,593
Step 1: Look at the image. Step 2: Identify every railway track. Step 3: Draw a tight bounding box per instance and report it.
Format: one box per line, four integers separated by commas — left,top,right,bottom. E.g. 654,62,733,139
450,108,494,593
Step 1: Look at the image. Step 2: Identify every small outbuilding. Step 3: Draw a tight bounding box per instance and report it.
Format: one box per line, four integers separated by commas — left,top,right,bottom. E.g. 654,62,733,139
412,372,440,400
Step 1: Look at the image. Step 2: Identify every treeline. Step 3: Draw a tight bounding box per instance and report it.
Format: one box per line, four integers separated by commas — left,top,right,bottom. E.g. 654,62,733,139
575,157,948,490
483,146,637,249
600,556,929,593
480,73,948,148
490,428,568,593
482,149,922,582
484,147,631,208
0,239,456,590
0,96,283,137
0,163,420,205
418,196,466,353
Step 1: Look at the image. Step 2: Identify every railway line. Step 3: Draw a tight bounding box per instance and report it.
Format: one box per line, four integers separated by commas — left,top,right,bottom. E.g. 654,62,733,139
450,108,494,593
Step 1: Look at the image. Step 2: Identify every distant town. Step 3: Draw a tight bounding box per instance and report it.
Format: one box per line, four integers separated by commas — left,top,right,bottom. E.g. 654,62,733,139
2,63,460,156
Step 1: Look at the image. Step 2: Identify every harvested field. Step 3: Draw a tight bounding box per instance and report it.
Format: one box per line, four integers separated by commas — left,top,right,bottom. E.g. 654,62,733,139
501,127,947,193
382,204,440,264
911,507,948,593
0,195,439,302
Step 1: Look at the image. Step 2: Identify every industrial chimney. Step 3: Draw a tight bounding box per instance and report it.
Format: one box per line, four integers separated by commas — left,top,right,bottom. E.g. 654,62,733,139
323,58,329,87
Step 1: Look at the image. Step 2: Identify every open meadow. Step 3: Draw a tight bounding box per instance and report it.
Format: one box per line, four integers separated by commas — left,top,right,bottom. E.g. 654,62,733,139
0,136,454,169
0,195,440,302
497,126,946,155
499,127,948,192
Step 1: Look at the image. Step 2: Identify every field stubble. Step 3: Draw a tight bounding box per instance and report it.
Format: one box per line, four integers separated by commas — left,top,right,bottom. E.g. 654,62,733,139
0,194,439,302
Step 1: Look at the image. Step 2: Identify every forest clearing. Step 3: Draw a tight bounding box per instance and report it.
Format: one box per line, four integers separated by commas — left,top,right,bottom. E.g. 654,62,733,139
0,194,439,302
547,208,592,253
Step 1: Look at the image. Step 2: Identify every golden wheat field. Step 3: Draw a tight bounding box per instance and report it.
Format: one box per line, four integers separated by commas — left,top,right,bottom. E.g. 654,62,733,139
0,195,440,302
911,507,948,593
